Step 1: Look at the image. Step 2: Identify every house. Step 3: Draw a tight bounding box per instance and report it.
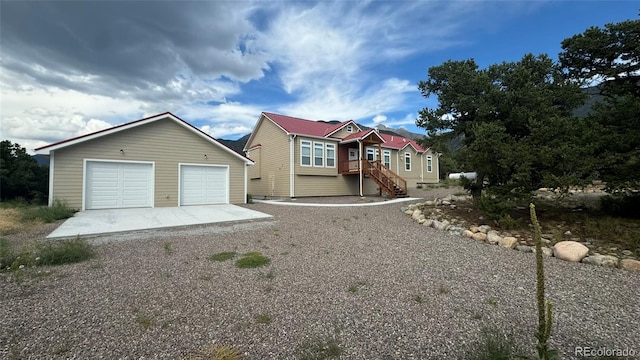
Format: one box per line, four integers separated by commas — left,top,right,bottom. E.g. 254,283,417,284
35,112,254,210
243,112,439,198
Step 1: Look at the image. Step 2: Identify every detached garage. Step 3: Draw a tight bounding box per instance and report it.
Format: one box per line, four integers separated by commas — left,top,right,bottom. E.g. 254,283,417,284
35,112,254,210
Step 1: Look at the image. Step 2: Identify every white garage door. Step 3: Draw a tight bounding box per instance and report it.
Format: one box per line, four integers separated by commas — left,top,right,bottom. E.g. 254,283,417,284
180,165,228,205
85,161,153,210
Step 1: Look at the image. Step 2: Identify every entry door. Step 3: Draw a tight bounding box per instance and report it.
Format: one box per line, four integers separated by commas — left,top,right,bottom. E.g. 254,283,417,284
348,149,359,170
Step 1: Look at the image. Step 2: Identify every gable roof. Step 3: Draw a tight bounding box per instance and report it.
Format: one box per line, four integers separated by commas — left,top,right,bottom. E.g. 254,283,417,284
245,112,428,153
35,112,254,164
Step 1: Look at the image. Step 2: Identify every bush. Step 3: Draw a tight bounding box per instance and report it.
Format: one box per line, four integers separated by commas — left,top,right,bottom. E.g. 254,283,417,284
462,326,517,360
235,252,270,268
599,194,640,219
22,200,77,223
210,251,237,262
37,237,95,266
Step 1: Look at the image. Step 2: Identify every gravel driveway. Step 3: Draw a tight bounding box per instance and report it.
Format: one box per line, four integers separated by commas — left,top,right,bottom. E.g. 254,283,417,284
1,193,638,359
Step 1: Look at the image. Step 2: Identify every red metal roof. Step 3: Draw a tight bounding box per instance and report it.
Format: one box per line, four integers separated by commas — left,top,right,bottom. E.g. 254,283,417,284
261,112,427,152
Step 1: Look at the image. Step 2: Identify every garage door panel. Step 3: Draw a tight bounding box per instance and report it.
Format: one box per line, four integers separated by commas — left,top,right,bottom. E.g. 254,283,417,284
86,161,153,210
180,165,228,206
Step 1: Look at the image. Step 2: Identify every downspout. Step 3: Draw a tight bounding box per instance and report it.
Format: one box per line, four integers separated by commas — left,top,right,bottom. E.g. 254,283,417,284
358,139,363,197
436,152,441,183
48,151,55,206
244,162,248,204
420,152,424,183
290,134,296,198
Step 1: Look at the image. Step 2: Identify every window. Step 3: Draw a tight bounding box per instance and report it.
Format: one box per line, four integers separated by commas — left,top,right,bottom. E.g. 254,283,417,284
427,155,433,172
404,152,411,171
314,142,324,167
383,150,391,168
366,148,375,161
301,141,311,166
326,144,336,167
346,125,353,133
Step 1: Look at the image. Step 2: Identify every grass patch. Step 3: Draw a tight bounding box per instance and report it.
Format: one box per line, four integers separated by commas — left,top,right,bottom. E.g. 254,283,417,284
0,208,23,234
235,252,270,268
255,314,271,324
190,344,243,360
462,326,517,360
298,335,343,360
163,242,173,255
209,251,237,262
37,237,95,266
1,236,95,271
135,315,153,330
21,200,77,223
488,297,497,306
348,281,367,293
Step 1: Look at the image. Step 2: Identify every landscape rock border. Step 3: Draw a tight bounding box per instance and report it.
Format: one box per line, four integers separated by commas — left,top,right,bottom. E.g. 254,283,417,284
401,196,640,272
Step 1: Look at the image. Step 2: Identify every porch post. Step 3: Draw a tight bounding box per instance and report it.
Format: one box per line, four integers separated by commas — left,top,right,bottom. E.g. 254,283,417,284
358,140,363,197
378,142,382,196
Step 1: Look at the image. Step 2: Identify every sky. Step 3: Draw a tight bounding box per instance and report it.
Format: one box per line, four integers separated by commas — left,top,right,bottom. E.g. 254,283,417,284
1,1,638,153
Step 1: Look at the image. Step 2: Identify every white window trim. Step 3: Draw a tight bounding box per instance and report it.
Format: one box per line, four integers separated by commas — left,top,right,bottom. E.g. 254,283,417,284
325,143,336,168
404,152,411,171
313,142,324,167
300,140,311,167
383,150,391,168
427,155,433,173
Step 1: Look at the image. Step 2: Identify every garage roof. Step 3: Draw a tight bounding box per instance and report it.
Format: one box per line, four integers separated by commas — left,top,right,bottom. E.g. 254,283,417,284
34,112,254,164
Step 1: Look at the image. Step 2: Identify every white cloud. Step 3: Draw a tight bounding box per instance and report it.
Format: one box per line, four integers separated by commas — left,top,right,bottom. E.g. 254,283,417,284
372,114,387,124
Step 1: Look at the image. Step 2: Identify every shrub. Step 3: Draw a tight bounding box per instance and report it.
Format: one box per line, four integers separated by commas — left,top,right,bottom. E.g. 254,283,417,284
462,326,516,360
235,252,270,268
22,200,77,223
599,194,640,219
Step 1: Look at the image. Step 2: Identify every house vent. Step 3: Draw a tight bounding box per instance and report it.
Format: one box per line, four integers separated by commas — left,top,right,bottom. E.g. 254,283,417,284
391,136,394,141
403,138,407,142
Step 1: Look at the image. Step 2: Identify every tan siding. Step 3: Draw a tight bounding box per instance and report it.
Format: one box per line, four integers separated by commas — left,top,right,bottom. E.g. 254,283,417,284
294,136,339,176
247,147,261,179
245,117,290,197
52,118,246,208
329,126,355,139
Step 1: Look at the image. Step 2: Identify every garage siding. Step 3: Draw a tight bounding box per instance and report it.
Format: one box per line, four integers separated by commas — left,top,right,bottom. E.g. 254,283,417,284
52,118,246,209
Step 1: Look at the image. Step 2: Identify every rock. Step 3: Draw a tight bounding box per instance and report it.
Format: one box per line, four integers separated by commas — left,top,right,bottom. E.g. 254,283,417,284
404,209,413,215
620,259,640,272
411,210,422,220
621,250,633,256
400,207,408,212
478,225,491,233
542,247,553,257
436,220,451,231
417,218,426,225
499,236,518,249
422,219,434,227
408,204,417,210
541,233,554,239
424,200,434,206
487,230,502,245
553,241,589,262
472,233,487,242
541,238,552,244
450,204,457,210
469,226,480,233
463,230,474,238
431,220,441,229
582,255,619,268
564,230,572,236
515,245,533,253
441,200,451,206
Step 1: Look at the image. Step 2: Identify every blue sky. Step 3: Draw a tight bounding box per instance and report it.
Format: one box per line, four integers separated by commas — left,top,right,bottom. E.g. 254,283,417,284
1,1,637,152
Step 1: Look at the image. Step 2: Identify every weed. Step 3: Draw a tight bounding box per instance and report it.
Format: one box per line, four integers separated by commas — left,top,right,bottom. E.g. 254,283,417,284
413,295,424,304
135,315,152,330
488,297,497,306
472,313,483,320
348,281,367,293
298,335,343,360
255,314,271,324
190,344,243,360
498,214,521,230
264,269,276,279
210,251,237,262
247,193,254,204
199,274,213,281
21,200,77,223
438,285,450,295
462,326,517,360
36,237,95,266
163,241,173,255
235,252,270,268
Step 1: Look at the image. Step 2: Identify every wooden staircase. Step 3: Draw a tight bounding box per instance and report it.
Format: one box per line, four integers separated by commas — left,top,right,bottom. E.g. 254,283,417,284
364,161,408,198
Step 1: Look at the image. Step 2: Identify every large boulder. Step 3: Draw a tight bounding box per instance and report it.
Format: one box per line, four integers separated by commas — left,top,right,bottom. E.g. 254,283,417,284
499,236,518,249
553,241,589,262
435,220,451,231
463,230,474,238
620,259,640,272
582,255,619,268
487,230,502,245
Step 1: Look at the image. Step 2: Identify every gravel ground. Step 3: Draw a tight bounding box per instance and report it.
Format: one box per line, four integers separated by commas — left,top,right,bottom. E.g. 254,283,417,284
1,189,638,359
